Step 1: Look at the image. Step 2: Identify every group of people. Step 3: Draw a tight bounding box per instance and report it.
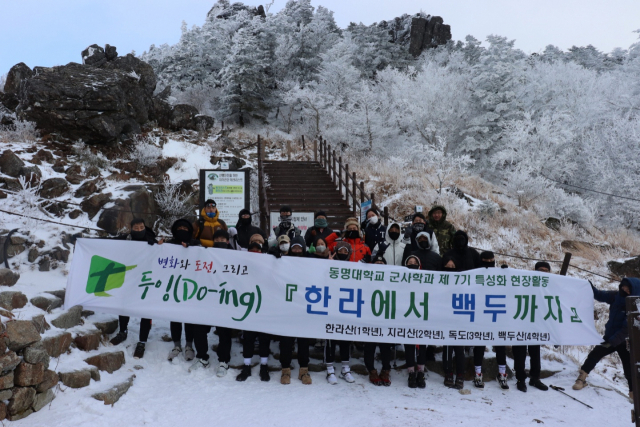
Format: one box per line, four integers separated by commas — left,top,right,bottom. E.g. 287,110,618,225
106,200,638,398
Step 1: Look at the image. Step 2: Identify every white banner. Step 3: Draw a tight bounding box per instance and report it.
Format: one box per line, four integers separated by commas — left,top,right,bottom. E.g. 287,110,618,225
66,239,602,345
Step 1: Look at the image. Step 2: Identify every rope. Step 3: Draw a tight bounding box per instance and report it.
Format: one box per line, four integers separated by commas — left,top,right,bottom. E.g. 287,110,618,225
0,208,109,234
542,174,640,203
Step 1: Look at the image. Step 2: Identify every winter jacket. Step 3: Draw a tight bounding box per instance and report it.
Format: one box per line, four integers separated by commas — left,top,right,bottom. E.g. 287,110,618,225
428,205,456,256
593,278,640,346
111,226,158,245
286,236,309,258
268,223,302,247
442,231,480,272
402,230,442,271
304,226,334,248
372,222,405,266
231,211,267,250
325,232,371,263
402,224,440,256
193,208,223,248
363,221,387,252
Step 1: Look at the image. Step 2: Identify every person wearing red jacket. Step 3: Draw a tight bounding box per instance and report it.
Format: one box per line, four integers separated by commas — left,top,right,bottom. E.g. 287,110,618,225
325,217,372,263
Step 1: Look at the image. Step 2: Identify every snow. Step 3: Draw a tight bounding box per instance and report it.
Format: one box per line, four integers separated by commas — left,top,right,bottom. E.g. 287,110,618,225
163,139,212,182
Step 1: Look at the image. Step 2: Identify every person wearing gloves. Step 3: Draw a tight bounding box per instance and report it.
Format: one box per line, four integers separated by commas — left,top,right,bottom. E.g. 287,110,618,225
363,208,386,252
403,255,429,389
229,209,266,250
372,222,405,266
309,237,332,259
402,212,439,256
268,205,302,247
304,211,334,248
572,277,640,401
325,217,372,263
192,199,223,248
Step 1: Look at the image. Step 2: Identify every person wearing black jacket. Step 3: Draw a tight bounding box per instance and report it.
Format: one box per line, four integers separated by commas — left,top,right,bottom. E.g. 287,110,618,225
231,209,267,250
161,219,200,363
401,231,442,271
401,212,440,256
108,218,157,360
404,255,430,389
363,208,386,252
304,211,333,248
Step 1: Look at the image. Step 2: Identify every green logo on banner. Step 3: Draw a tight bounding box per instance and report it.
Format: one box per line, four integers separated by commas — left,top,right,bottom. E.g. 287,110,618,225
86,256,137,297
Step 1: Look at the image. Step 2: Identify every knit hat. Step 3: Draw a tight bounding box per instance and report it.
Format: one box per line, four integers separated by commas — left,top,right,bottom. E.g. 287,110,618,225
371,255,387,264
315,211,327,219
344,217,360,230
335,240,352,255
238,208,251,217
480,251,495,260
277,235,291,245
249,234,265,245
171,218,193,236
280,205,292,213
535,261,551,272
412,212,426,222
204,199,216,207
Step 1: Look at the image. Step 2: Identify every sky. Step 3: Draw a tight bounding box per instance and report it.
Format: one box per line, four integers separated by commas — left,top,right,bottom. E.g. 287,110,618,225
1,0,639,74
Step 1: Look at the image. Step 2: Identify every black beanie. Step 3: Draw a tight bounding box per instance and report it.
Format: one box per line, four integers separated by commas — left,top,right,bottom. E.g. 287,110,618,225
480,251,495,260
412,212,426,222
213,229,230,241
280,205,292,213
131,218,145,227
535,261,551,272
315,211,327,219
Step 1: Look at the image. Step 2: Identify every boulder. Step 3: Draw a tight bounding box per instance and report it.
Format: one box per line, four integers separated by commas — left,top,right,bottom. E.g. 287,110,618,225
14,362,44,387
0,269,19,287
105,44,118,61
31,314,51,334
30,295,62,312
74,330,102,351
32,149,54,164
0,390,12,400
0,291,28,310
4,321,41,351
94,319,118,335
28,247,39,263
69,209,83,219
58,370,91,389
157,104,199,131
408,16,451,57
32,389,55,412
40,177,69,198
97,188,157,234
101,53,157,98
84,351,125,374
35,370,59,393
609,256,640,279
7,386,35,417
195,115,215,131
92,375,134,405
74,178,102,198
23,346,50,370
0,372,14,389
3,63,33,97
48,246,70,262
50,305,83,329
41,332,72,357
19,165,42,182
81,44,107,67
80,192,111,219
38,257,50,272
210,155,246,171
0,150,24,178
45,289,65,301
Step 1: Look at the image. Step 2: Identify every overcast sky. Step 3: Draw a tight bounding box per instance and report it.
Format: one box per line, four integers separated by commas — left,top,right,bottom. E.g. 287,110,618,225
1,0,639,74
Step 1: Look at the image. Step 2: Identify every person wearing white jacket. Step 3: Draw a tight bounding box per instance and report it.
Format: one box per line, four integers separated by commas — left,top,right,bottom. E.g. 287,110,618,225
372,222,405,266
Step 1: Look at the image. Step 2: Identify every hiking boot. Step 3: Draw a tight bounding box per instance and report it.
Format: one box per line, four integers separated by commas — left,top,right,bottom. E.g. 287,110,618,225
572,370,588,390
444,372,455,388
133,342,145,359
298,367,312,385
340,369,355,383
259,364,270,382
369,369,382,386
327,372,338,385
110,331,127,346
416,371,426,389
168,346,182,361
529,378,548,391
188,358,210,372
236,365,251,381
380,369,391,387
454,376,464,390
408,371,418,388
184,346,195,361
217,362,229,377
281,368,291,385
474,373,485,389
497,373,509,390
516,380,527,392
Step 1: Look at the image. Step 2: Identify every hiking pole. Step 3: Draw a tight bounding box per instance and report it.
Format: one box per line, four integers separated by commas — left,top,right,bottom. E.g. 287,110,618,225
550,385,593,409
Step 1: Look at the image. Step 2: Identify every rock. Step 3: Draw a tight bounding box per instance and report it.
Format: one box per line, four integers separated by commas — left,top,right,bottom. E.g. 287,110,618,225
50,305,83,329
74,178,102,198
51,159,66,173
74,330,102,351
0,269,19,287
81,310,94,318
4,321,41,351
7,386,35,416
609,256,640,279
105,44,118,61
38,257,50,272
0,372,14,389
31,389,55,412
69,209,83,219
101,53,157,98
41,332,72,357
81,44,107,67
5,242,25,258
35,370,59,393
19,165,42,182
0,389,12,400
3,63,33,97
97,188,157,234
88,366,101,381
195,115,215,131
45,290,65,301
0,150,24,178
0,291,28,310
14,362,44,387
48,246,70,262
30,314,50,334
92,375,134,405
28,248,39,263
157,104,199,131
84,351,125,374
544,217,562,231
40,178,69,199
80,192,111,219
32,149,53,164
94,319,118,335
408,16,451,57
30,295,62,312
23,347,50,370
58,370,91,389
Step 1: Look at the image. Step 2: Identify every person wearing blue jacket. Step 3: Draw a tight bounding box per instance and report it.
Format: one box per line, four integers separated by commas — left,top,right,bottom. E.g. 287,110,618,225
572,277,640,401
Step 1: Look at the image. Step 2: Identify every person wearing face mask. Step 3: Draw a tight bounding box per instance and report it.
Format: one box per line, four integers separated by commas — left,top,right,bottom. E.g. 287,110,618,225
362,208,387,252
268,206,302,248
160,219,201,363
372,222,405,266
108,218,157,360
193,200,223,248
310,237,331,259
428,205,456,256
403,255,430,389
402,213,440,256
304,211,334,248
325,218,372,263
248,234,267,254
230,209,266,250
472,251,509,390
402,231,442,271
268,235,291,258
364,255,392,387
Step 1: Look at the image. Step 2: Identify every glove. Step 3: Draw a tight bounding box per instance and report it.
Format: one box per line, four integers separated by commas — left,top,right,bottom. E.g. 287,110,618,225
362,254,372,263
308,244,316,254
403,226,413,240
376,242,389,257
147,238,156,246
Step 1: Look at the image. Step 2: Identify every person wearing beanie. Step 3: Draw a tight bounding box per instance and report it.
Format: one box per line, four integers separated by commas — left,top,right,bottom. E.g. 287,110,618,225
268,205,302,247
363,208,387,252
230,209,267,250
304,211,334,247
248,233,267,253
428,205,456,256
324,217,371,262
193,200,223,248
402,212,440,256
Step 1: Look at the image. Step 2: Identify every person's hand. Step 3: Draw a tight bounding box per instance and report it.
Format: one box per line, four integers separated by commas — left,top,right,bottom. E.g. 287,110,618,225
403,226,413,239
328,252,336,260
158,239,164,245
182,242,188,248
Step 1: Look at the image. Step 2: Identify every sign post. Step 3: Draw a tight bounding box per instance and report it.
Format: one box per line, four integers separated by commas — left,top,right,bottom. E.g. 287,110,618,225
199,169,250,225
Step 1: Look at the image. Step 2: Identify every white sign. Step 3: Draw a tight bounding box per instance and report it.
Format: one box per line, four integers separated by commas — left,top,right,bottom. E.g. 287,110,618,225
269,212,314,233
220,162,230,170
66,239,602,346
201,170,248,224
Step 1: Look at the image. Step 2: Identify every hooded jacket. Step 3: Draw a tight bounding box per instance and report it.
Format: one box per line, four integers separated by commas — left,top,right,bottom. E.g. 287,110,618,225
428,205,456,256
442,230,480,272
325,231,371,263
402,231,442,271
286,236,309,258
372,222,406,266
363,219,387,252
402,224,440,256
231,209,267,250
193,208,223,248
168,219,201,247
593,278,640,346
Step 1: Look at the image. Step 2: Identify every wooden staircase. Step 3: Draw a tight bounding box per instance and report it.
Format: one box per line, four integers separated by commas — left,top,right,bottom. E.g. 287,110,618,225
263,161,353,231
